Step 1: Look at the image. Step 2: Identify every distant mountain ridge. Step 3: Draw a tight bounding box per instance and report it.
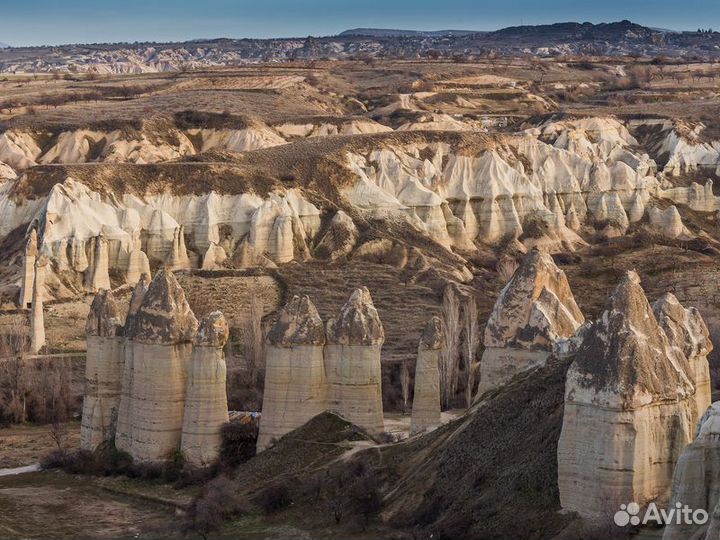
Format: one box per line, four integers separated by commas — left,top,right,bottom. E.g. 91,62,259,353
339,28,479,38
2,20,720,74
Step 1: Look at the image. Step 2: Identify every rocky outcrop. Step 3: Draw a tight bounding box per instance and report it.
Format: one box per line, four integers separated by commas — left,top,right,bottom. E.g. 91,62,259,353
257,295,327,451
81,289,125,451
180,311,230,466
119,269,198,462
663,402,720,540
115,274,150,453
18,227,37,308
477,249,583,396
558,271,696,521
410,316,443,435
30,257,46,354
313,210,359,261
653,293,713,426
325,288,385,434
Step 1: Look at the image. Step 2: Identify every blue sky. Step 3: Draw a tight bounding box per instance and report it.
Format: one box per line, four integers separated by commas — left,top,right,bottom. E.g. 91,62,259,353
1,0,719,46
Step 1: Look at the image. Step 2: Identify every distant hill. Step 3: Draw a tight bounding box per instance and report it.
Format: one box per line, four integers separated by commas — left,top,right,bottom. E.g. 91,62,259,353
339,28,479,38
0,42,9,49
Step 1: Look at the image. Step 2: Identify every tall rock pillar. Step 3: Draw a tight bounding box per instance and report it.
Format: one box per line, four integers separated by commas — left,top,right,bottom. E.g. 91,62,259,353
325,287,385,435
181,311,230,466
124,269,198,462
81,289,125,450
257,295,327,451
410,316,443,435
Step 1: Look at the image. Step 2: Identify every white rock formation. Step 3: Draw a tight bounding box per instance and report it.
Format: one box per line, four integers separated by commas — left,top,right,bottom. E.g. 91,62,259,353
410,316,443,435
257,295,327,451
653,293,713,426
180,311,230,467
325,288,385,434
18,227,37,308
81,289,125,450
115,274,150,453
663,402,720,540
30,258,46,354
86,234,111,292
477,249,584,396
201,243,227,270
121,269,198,462
125,249,151,284
648,205,691,240
558,271,696,521
165,226,191,271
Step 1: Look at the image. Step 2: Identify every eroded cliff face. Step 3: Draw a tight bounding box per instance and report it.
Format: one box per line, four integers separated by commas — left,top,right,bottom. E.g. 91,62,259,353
2,116,716,305
558,271,697,521
476,248,584,396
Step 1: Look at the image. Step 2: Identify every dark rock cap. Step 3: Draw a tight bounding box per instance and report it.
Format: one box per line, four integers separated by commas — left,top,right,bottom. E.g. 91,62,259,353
195,311,229,348
326,287,384,346
267,295,325,347
420,316,444,351
571,271,694,407
122,273,150,337
127,269,198,344
85,289,123,337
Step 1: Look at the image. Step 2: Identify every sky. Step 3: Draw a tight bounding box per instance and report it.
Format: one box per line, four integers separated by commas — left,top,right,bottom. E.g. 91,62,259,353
1,0,720,47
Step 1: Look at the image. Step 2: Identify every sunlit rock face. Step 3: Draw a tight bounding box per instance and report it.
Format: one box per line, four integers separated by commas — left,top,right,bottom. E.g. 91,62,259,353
558,272,696,521
663,403,720,540
18,228,37,308
325,287,385,435
180,311,230,467
120,269,198,463
115,274,150,454
476,248,584,396
410,316,443,435
81,289,125,451
257,295,327,451
653,293,713,426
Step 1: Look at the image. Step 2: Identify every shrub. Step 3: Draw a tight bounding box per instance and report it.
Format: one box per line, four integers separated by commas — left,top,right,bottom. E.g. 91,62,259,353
183,476,249,539
218,420,258,469
254,482,292,514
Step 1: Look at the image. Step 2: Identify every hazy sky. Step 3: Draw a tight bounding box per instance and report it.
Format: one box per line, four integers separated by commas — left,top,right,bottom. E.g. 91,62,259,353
2,0,720,46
